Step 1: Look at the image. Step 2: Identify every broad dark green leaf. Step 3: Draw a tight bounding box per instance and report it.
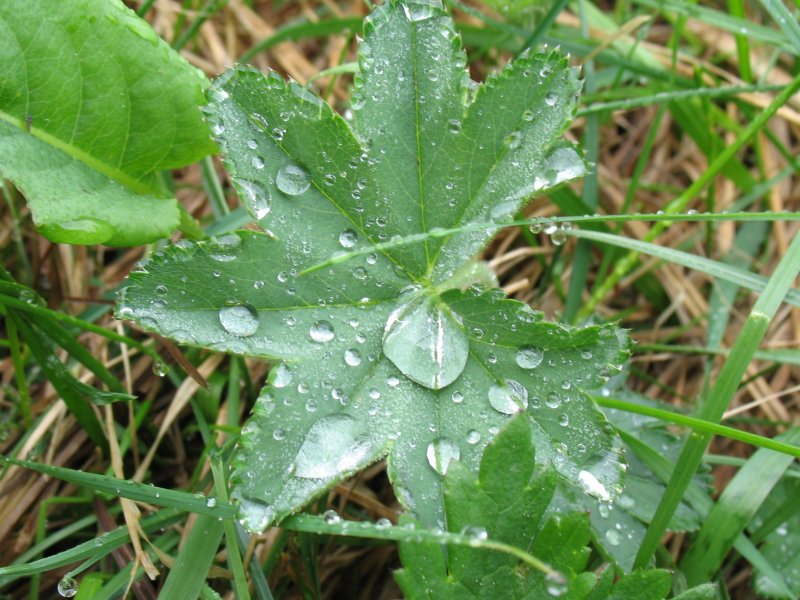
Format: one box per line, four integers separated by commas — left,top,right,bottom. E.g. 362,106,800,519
118,0,628,530
0,0,215,245
395,416,673,599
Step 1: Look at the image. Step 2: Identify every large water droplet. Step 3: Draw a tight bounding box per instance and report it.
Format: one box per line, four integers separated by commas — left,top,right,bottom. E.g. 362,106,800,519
383,294,469,390
578,470,611,502
57,577,78,597
426,437,460,475
488,379,528,414
402,0,442,22
516,346,544,369
338,229,358,248
276,164,310,196
235,179,271,219
295,414,375,479
309,320,335,343
344,348,362,367
270,364,292,388
237,497,275,532
604,529,621,546
219,305,259,337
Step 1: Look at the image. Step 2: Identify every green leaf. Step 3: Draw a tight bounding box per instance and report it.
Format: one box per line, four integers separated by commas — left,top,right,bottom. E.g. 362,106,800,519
560,391,706,571
0,0,215,245
118,0,628,530
395,416,672,599
752,478,800,598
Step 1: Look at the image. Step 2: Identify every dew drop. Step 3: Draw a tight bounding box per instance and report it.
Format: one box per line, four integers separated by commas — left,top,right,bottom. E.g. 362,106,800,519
273,428,286,441
451,391,464,404
382,294,469,390
460,525,488,543
57,577,78,598
544,92,558,106
516,346,544,369
344,348,362,367
466,430,481,444
270,364,293,388
323,509,341,524
310,320,335,343
376,517,392,529
206,497,217,508
605,529,621,546
504,130,522,150
276,164,311,196
219,305,259,337
402,0,441,22
578,470,611,502
235,179,271,219
295,414,375,479
338,229,358,248
488,379,528,414
426,437,460,475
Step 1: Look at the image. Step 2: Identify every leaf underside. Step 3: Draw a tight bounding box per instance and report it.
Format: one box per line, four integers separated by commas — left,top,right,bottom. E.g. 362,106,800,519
0,0,215,245
118,0,629,530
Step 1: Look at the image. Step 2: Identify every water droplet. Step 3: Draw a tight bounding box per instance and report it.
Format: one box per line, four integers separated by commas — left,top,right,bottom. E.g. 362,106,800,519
237,497,275,533
271,364,293,388
152,360,167,377
344,348,362,367
219,305,259,337
57,577,78,598
376,517,392,529
488,379,528,414
383,294,469,390
447,119,462,133
338,229,358,248
551,228,567,245
426,437,460,475
466,430,481,444
504,130,522,149
295,414,375,478
604,529,621,546
276,164,310,196
451,391,464,404
516,346,544,369
252,156,265,170
273,428,286,441
323,509,341,524
460,525,488,544
578,470,611,502
235,179,271,219
402,0,441,22
206,497,217,508
309,320,335,343
545,572,567,597
544,92,558,106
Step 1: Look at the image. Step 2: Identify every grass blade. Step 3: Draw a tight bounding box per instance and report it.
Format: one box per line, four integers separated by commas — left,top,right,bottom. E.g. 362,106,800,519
634,229,800,569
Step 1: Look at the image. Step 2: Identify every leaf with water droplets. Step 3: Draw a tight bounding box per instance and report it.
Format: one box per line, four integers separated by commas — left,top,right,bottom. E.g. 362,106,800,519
117,0,627,533
395,416,674,599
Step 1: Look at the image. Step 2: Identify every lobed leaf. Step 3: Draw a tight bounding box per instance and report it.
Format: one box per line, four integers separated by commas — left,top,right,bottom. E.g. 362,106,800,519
118,0,628,531
395,416,674,599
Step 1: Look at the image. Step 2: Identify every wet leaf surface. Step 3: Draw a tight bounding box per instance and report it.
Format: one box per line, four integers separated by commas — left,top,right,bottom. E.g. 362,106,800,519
118,0,628,530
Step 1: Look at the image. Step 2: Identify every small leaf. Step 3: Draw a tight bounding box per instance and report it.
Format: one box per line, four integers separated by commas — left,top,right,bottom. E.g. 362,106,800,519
118,0,628,531
0,0,215,245
395,416,673,599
